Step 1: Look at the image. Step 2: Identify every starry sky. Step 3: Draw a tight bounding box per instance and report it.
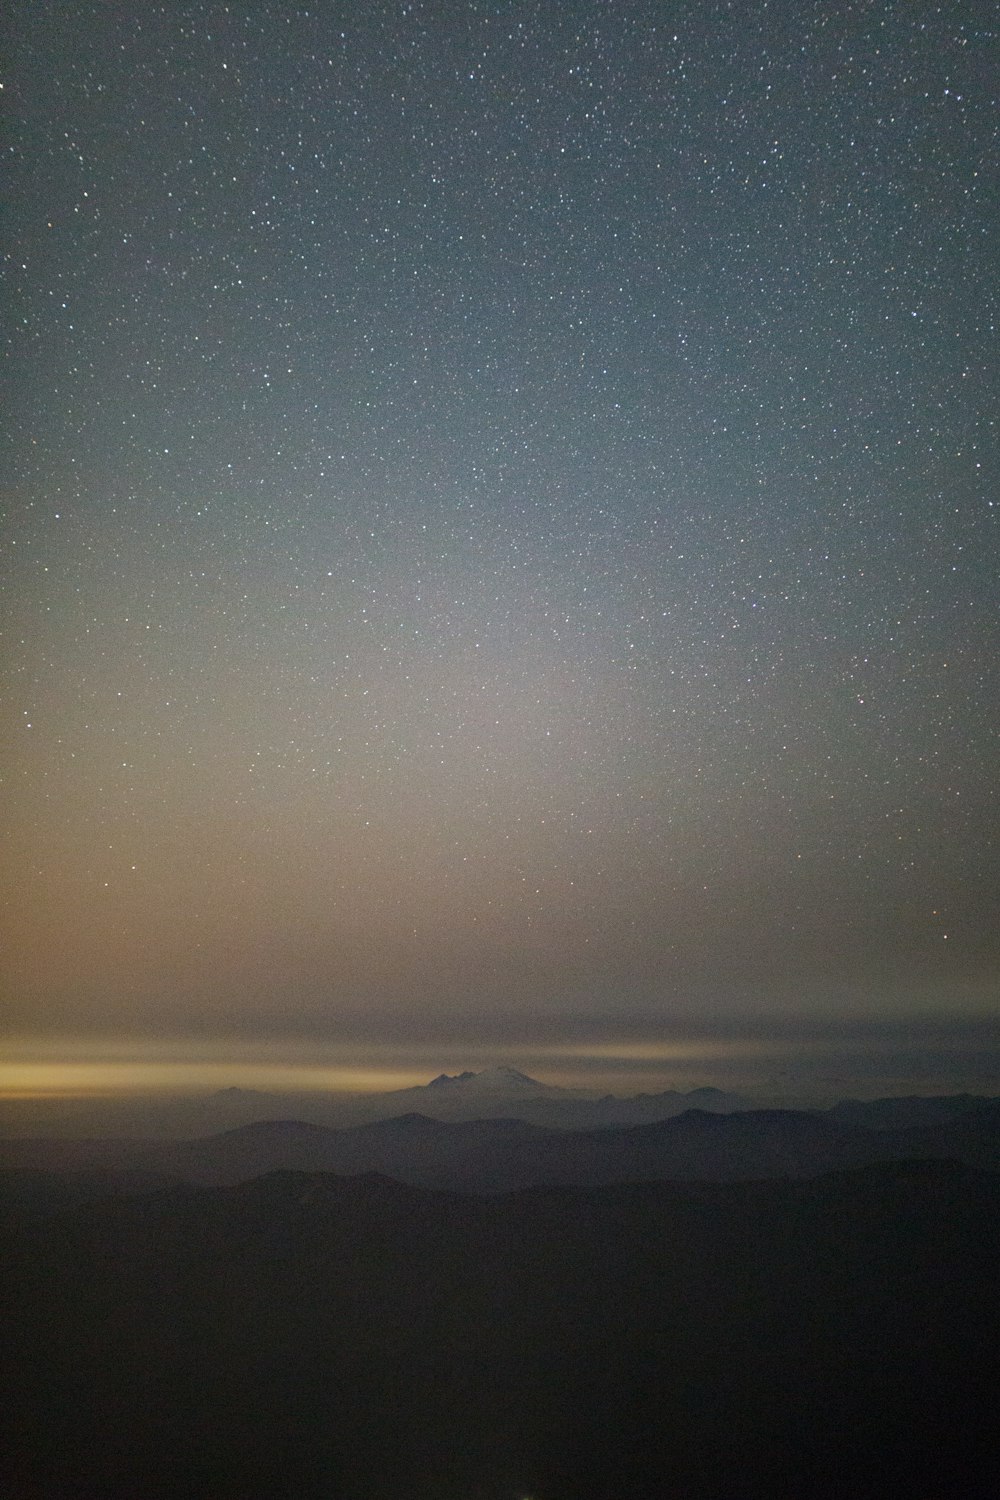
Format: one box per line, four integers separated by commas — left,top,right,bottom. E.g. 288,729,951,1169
3,0,998,1103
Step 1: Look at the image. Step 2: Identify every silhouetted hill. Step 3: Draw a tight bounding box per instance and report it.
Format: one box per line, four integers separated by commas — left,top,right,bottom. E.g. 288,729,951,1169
0,1166,179,1231
145,1112,549,1191
3,1161,997,1498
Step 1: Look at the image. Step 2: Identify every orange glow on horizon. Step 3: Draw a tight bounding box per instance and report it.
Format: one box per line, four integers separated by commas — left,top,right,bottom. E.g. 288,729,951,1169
0,1032,760,1100
0,1060,433,1097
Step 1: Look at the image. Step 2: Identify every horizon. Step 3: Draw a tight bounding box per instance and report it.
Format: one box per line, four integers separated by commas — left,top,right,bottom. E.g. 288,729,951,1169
3,1028,999,1112
4,1003,998,1119
3,1009,999,1121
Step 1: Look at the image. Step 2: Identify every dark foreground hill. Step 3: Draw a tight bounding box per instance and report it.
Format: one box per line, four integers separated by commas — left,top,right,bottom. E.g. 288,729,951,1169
3,1159,998,1499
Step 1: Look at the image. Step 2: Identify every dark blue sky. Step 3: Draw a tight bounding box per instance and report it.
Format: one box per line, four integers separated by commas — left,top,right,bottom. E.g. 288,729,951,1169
3,1,997,1099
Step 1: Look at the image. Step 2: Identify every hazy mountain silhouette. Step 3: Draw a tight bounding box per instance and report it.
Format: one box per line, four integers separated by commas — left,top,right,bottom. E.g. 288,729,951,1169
0,1069,759,1138
144,1106,855,1190
3,1160,997,1498
0,1166,179,1231
371,1068,755,1127
4,1095,999,1197
148,1112,549,1192
425,1065,544,1090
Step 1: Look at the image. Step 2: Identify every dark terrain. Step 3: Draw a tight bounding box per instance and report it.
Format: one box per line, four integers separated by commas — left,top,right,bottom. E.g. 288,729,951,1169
3,1153,998,1499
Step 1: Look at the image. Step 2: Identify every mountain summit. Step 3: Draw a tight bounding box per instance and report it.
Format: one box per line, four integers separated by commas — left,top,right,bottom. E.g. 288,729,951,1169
425,1066,552,1093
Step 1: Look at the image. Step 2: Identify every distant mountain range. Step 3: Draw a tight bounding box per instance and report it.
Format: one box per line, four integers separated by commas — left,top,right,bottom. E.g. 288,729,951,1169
11,1064,998,1143
0,1066,763,1139
3,1093,999,1202
361,1065,756,1128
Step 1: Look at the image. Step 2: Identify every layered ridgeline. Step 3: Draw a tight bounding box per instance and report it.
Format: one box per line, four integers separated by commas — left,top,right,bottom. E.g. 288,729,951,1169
3,1160,998,1499
3,1061,999,1144
0,1065,758,1139
2,1089,999,1200
403,1065,753,1124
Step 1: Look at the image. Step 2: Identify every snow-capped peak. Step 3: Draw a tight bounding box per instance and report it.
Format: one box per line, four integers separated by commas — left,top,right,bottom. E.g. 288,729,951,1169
424,1066,550,1093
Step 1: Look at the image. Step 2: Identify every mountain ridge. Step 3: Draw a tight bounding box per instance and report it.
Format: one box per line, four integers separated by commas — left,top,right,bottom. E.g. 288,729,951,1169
3,1095,999,1200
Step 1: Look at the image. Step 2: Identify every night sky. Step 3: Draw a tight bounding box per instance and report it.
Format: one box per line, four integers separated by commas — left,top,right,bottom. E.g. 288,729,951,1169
3,1,998,1103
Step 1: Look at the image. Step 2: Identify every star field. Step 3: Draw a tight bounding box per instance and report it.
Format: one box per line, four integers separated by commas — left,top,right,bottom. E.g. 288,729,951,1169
2,0,998,1097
